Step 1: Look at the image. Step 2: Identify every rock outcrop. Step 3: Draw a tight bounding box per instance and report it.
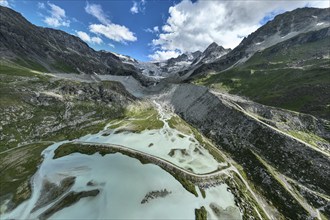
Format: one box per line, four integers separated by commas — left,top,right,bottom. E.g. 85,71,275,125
169,84,330,219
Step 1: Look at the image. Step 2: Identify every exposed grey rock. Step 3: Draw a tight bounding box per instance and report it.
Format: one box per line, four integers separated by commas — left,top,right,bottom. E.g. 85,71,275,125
169,84,330,219
191,42,231,65
185,7,330,79
0,75,135,151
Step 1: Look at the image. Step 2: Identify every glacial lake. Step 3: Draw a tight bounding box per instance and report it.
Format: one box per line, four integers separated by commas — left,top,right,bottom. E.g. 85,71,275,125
3,101,241,219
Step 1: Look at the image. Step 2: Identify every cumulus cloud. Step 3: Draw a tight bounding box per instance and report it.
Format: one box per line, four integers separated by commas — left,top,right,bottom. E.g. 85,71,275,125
85,3,137,43
148,50,181,61
43,2,70,27
0,0,10,7
145,26,160,34
37,2,45,9
153,26,160,33
130,0,146,14
89,24,137,43
149,0,329,60
85,2,111,25
76,31,103,44
130,2,139,14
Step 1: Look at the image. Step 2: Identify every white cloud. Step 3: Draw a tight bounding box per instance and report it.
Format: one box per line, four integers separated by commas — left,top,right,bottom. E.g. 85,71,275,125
129,0,146,14
37,2,45,9
148,50,181,61
77,31,90,41
153,26,159,33
149,0,329,60
91,36,103,44
108,43,115,48
48,2,65,18
89,24,137,43
0,0,10,7
145,28,153,33
85,2,111,25
84,3,137,43
130,2,139,14
76,31,103,44
43,2,70,27
44,17,69,27
145,26,160,34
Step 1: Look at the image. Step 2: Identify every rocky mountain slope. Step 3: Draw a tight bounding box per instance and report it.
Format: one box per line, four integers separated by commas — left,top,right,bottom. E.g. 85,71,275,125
155,51,203,75
120,42,230,79
144,43,231,78
191,42,231,65
0,6,139,210
0,62,136,209
167,84,330,219
122,51,204,78
187,7,330,79
0,63,135,152
0,6,141,79
195,26,330,119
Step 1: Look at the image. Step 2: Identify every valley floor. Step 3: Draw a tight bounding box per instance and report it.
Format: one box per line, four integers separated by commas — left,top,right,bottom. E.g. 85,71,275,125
1,67,329,220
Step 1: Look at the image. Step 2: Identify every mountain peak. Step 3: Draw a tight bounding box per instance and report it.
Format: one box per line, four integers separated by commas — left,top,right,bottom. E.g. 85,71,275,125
205,42,219,50
189,42,231,65
191,50,202,57
209,42,219,47
203,42,227,55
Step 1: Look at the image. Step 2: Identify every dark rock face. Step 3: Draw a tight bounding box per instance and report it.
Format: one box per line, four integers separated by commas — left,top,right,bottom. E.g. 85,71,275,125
188,7,330,79
58,81,136,104
153,51,203,75
191,42,231,65
267,26,330,52
235,97,330,144
0,6,138,77
175,42,231,78
167,54,189,66
191,51,203,59
169,84,330,219
166,51,202,66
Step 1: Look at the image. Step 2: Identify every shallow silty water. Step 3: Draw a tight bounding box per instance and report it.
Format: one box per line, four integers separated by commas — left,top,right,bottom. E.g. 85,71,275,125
3,143,240,219
81,101,224,174
2,101,241,219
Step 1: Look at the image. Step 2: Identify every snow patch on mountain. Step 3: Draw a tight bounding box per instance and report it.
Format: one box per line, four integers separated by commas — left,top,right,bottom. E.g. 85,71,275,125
111,52,138,64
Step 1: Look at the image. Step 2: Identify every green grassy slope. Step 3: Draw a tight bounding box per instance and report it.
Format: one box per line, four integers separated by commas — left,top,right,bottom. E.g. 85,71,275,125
0,61,135,210
0,61,134,152
195,36,330,119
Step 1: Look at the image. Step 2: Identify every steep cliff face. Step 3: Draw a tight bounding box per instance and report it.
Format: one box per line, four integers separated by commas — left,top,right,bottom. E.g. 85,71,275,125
169,84,330,219
191,42,231,65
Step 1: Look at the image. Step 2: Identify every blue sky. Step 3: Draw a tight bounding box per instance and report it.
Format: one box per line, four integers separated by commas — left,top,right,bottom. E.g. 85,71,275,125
5,0,176,61
2,0,328,61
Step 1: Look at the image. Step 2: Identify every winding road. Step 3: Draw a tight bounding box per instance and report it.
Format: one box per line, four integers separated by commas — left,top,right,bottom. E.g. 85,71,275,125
69,139,273,220
210,90,327,219
211,90,330,158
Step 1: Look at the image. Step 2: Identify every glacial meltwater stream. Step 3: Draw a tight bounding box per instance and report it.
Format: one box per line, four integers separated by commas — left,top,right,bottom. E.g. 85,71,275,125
2,101,241,219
